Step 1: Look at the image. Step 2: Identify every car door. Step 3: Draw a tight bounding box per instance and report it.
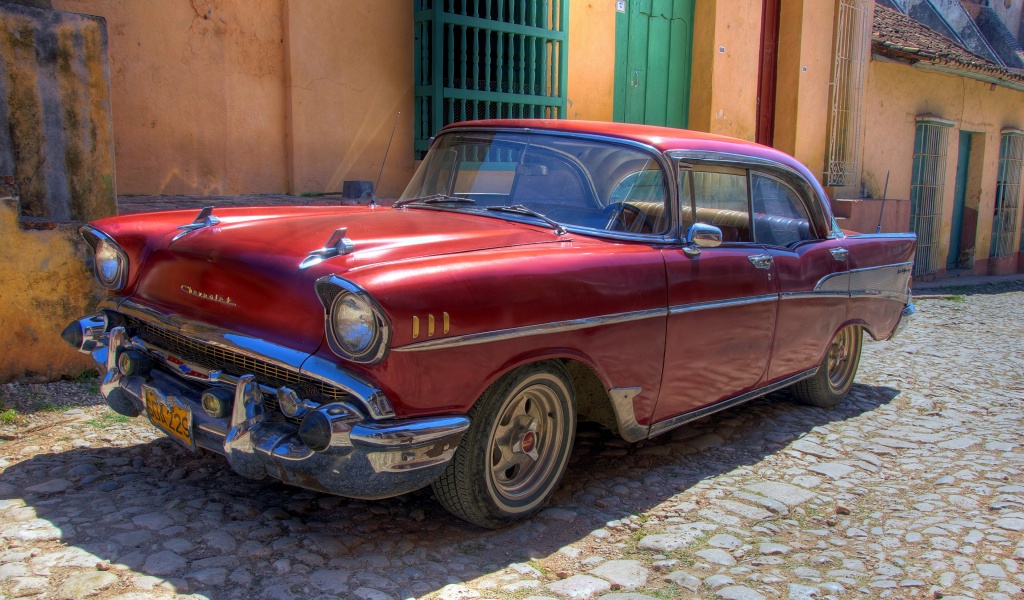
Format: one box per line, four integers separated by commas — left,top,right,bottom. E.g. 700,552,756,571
749,171,850,383
653,165,777,426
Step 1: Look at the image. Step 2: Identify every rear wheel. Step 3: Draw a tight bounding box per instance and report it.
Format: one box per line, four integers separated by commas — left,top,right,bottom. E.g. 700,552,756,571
432,362,576,528
790,325,863,408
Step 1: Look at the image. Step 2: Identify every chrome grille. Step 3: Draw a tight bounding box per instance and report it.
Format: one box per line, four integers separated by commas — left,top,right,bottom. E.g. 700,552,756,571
126,316,350,405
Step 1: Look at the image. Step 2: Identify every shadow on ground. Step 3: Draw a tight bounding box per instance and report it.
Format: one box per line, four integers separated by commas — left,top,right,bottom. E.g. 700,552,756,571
0,382,900,599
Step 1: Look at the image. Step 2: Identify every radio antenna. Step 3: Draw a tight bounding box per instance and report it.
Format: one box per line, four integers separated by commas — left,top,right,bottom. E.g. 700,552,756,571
371,111,401,208
875,170,890,234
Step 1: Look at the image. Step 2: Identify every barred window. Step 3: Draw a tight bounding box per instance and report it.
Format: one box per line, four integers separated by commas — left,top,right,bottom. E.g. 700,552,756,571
992,130,1023,258
413,0,568,158
909,117,953,276
824,0,871,188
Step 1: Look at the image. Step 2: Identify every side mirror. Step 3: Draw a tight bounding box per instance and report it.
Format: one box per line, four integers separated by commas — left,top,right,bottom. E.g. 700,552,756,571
687,223,723,248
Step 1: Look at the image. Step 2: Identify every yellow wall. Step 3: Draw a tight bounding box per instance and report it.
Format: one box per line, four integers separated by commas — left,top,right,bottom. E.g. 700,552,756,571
53,0,290,196
773,0,836,180
689,0,762,141
0,200,101,381
862,59,1024,273
284,0,416,198
566,0,615,121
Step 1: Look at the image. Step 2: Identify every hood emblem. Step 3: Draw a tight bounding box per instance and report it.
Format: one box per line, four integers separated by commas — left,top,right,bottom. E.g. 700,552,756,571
181,285,236,306
172,206,220,242
299,227,356,269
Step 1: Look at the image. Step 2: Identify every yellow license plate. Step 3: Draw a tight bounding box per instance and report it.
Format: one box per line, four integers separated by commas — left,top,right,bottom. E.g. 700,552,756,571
143,385,193,449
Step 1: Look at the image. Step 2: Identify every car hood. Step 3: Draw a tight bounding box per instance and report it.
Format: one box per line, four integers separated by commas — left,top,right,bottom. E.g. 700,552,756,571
123,206,566,353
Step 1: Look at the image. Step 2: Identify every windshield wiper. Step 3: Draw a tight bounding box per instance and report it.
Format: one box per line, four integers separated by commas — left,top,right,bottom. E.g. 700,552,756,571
484,205,567,235
393,194,475,208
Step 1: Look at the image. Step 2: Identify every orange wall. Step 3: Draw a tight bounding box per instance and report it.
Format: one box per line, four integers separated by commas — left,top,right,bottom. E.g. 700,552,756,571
689,0,762,141
566,0,615,121
284,0,415,198
53,0,290,196
862,59,1024,268
773,0,836,181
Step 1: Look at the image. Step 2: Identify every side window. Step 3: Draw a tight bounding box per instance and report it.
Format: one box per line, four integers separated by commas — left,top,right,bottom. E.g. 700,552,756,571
692,170,751,242
751,173,815,247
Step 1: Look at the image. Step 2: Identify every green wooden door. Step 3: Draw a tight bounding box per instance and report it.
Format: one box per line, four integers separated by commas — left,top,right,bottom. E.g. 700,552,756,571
947,131,971,269
614,0,694,128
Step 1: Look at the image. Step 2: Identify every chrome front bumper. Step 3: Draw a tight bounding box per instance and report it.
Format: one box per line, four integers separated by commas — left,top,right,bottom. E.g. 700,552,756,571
66,313,469,500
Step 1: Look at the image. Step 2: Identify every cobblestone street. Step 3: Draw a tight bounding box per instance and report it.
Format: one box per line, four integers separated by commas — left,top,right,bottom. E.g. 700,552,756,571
1,282,1022,600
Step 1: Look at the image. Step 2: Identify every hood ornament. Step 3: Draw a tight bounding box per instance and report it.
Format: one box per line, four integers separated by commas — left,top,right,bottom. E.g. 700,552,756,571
299,227,356,269
172,206,220,242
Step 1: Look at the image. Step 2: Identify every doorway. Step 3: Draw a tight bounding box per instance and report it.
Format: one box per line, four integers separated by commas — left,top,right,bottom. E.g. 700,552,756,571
613,0,695,128
947,131,971,270
756,0,781,146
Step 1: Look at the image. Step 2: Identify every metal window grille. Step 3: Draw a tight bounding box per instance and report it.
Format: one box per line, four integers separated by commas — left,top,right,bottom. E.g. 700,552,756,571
824,0,870,187
413,0,569,158
992,131,1024,257
909,120,952,276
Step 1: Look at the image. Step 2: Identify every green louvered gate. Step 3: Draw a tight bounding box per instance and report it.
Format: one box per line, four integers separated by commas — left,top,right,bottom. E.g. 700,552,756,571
414,0,569,157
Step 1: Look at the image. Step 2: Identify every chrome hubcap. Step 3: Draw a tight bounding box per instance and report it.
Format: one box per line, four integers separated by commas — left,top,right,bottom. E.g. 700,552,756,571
827,326,859,395
488,383,565,502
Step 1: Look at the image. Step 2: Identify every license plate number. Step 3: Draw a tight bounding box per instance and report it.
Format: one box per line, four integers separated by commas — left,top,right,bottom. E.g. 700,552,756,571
143,385,193,449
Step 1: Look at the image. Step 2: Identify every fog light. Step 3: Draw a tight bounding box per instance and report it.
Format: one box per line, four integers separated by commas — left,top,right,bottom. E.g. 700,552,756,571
116,350,152,377
298,410,332,452
201,387,233,419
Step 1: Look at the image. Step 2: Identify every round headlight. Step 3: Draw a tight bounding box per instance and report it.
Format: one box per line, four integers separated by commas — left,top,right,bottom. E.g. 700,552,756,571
330,293,379,357
94,240,125,288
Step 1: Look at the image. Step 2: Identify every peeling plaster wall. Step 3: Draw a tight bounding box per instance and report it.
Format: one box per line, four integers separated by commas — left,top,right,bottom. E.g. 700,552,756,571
0,200,103,381
0,3,116,222
862,58,1024,276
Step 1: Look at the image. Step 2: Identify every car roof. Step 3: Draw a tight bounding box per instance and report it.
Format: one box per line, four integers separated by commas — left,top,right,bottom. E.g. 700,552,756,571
444,119,814,181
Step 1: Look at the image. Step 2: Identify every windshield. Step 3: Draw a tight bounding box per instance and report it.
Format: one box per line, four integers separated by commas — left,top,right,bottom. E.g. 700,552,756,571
399,131,671,235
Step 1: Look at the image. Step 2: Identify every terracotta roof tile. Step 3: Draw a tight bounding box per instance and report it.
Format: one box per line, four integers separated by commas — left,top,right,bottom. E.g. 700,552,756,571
872,4,1024,88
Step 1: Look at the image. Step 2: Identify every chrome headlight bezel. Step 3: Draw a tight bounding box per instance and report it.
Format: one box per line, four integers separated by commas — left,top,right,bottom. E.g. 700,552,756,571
315,276,391,364
81,225,129,291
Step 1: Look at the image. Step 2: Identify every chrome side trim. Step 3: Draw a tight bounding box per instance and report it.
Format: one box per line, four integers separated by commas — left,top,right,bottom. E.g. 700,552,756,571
392,307,667,352
107,297,395,419
608,387,649,443
668,294,777,315
843,233,917,240
647,368,818,438
780,291,848,301
814,261,913,302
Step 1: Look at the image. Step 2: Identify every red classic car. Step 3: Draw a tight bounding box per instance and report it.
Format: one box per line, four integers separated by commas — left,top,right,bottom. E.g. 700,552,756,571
63,120,915,528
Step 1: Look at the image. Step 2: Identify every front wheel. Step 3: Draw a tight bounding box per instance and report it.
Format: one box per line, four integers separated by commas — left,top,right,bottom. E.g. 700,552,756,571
432,362,576,528
790,325,863,408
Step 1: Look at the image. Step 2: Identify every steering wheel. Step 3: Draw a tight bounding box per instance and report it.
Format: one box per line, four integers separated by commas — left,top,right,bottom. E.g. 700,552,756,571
604,203,653,233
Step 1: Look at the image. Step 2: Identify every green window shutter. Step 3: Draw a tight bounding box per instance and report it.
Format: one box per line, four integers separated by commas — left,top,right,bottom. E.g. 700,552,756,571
414,0,569,158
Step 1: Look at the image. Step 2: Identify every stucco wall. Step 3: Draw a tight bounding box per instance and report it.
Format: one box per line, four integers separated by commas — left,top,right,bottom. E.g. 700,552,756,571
283,1,415,198
0,200,102,381
773,0,836,181
689,0,762,142
52,0,289,196
566,0,614,121
862,58,1024,274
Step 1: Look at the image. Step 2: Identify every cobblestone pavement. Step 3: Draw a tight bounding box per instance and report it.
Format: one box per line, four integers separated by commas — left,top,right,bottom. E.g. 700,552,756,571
1,286,1022,600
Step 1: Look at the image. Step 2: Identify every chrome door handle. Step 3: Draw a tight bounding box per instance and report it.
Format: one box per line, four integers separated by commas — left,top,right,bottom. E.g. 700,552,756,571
748,254,773,270
830,247,849,261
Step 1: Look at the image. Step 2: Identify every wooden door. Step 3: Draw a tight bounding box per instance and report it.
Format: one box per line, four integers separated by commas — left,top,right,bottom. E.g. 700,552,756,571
614,0,694,128
757,0,781,146
947,131,971,269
